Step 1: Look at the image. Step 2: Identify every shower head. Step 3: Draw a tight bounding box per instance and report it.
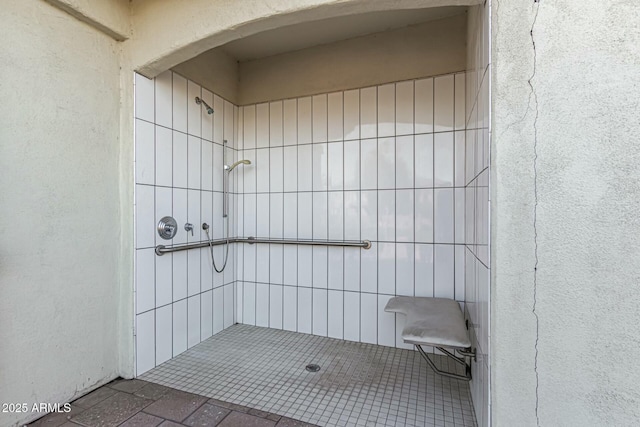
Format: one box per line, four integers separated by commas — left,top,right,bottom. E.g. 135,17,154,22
195,96,213,114
225,159,251,172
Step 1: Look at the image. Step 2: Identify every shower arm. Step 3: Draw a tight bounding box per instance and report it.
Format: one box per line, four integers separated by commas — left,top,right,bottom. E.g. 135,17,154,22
195,96,213,114
226,160,251,172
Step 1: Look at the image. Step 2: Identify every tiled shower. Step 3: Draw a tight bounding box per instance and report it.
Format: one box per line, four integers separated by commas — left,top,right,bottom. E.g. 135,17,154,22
465,4,491,426
133,3,490,426
134,71,240,374
234,76,467,348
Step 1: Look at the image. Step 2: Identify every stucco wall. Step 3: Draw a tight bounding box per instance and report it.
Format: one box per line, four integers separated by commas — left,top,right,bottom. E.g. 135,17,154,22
172,48,240,104
171,12,467,106
237,14,467,105
0,2,125,426
44,0,131,40
130,0,482,77
492,1,640,425
6,0,640,426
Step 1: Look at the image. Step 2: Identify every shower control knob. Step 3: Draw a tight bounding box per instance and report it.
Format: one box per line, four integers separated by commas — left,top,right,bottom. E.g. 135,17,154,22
184,223,194,236
157,216,178,240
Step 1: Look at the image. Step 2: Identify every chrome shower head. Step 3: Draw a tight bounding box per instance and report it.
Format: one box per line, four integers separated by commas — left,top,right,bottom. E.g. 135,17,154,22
195,96,213,114
225,159,251,172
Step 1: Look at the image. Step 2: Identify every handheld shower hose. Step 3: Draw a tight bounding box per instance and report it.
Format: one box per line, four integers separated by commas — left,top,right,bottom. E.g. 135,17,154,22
204,156,251,273
203,223,230,273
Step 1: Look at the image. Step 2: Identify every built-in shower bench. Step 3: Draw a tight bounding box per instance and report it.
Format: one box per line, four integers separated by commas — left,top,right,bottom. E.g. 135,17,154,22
384,296,476,381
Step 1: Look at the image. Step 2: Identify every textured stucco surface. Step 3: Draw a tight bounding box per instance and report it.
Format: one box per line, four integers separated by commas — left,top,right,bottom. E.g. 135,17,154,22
130,0,482,77
4,1,640,426
0,2,125,426
44,0,131,40
172,48,240,104
492,1,640,425
173,12,466,106
238,14,466,104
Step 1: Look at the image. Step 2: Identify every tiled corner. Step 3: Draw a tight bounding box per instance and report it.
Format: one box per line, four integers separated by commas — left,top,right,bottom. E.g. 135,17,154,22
465,2,491,426
134,71,239,376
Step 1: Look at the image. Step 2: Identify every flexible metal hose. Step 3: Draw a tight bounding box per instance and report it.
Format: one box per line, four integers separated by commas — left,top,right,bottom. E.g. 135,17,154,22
205,220,230,273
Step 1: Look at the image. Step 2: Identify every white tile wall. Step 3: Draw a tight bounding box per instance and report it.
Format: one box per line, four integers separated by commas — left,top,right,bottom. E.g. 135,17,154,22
136,66,486,424
466,3,491,427
269,101,283,146
155,304,173,365
343,90,360,141
135,310,155,375
360,87,377,139
396,135,414,189
237,74,467,350
134,71,237,376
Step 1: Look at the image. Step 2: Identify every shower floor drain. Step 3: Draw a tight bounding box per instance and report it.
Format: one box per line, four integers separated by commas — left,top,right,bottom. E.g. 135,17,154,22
305,364,320,372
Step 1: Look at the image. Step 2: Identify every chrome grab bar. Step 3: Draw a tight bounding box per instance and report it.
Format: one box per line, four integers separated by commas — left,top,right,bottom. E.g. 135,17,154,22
239,237,371,249
155,237,372,256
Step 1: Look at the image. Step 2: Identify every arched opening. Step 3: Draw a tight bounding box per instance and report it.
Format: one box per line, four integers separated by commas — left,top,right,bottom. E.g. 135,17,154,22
131,1,490,426
131,0,481,77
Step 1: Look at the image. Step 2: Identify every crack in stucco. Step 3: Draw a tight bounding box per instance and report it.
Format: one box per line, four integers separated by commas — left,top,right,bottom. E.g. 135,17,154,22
529,1,541,426
496,0,542,142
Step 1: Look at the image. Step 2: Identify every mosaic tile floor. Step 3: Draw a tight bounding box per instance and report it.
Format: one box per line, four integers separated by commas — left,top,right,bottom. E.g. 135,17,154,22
141,324,477,427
